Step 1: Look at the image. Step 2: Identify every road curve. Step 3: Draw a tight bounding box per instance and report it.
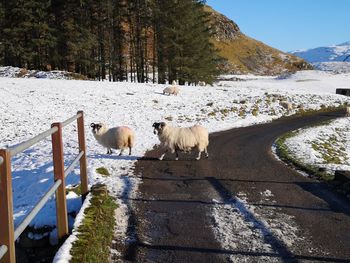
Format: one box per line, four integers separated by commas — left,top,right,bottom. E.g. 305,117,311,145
120,110,350,263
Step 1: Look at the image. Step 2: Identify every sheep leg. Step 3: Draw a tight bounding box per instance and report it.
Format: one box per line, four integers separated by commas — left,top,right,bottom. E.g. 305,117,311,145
196,151,202,160
159,150,168,161
205,147,209,158
107,148,112,155
119,149,124,156
175,150,179,161
129,147,132,155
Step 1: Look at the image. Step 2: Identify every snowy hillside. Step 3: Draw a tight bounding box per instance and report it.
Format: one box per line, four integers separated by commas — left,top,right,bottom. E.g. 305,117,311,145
290,41,350,63
313,62,350,74
1,70,350,259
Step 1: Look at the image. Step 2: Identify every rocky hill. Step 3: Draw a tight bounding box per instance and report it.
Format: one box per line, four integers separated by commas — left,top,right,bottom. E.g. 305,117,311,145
205,6,312,75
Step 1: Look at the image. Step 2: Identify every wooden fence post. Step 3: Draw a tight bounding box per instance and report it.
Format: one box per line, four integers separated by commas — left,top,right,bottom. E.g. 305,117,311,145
51,123,69,239
0,150,16,263
77,111,89,199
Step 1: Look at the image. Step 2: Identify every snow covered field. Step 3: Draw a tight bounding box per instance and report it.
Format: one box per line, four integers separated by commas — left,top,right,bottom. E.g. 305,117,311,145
313,62,350,74
283,118,350,174
0,69,350,258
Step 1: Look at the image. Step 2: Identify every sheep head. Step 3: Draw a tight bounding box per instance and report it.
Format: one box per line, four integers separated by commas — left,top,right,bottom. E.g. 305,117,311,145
152,122,166,135
90,123,107,135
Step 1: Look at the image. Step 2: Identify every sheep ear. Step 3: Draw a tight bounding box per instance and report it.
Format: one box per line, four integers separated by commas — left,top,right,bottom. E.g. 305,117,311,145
160,122,166,128
90,123,95,128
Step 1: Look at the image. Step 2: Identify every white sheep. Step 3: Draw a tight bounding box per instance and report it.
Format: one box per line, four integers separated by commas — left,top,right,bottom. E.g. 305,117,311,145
152,122,209,160
280,101,293,111
346,106,350,117
91,123,135,155
163,85,180,96
198,81,206,86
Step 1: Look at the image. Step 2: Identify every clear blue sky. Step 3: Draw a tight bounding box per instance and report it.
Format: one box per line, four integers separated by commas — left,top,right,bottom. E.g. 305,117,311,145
206,0,350,51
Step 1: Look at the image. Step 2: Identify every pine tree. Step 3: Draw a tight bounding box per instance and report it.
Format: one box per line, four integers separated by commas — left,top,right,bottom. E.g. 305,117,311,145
152,0,220,85
0,1,4,64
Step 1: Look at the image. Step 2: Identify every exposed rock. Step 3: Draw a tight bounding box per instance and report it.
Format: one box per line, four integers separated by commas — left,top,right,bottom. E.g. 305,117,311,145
205,5,313,75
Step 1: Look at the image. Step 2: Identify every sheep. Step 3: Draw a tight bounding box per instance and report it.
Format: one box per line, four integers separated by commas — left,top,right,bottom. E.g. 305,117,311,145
346,106,350,117
198,81,206,86
280,101,293,111
152,122,209,161
163,85,180,96
90,123,135,155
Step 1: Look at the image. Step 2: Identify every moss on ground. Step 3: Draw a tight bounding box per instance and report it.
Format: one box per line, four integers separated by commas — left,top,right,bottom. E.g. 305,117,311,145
70,184,117,263
275,130,333,181
96,167,110,176
294,106,344,117
275,106,348,182
66,184,82,195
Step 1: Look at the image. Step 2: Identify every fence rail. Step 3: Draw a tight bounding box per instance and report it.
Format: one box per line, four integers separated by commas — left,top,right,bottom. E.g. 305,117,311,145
0,111,89,263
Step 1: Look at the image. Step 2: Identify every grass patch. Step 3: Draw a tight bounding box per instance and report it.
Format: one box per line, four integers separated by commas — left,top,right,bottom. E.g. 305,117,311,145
70,184,117,263
311,135,346,165
96,167,110,177
252,106,259,116
66,184,82,195
274,108,346,182
275,130,333,181
295,79,319,82
239,108,246,118
294,105,345,117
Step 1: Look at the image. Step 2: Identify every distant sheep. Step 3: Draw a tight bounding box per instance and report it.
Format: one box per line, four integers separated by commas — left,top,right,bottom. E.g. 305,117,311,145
91,123,135,155
152,122,209,160
163,85,180,96
198,81,206,86
280,101,293,111
347,106,350,117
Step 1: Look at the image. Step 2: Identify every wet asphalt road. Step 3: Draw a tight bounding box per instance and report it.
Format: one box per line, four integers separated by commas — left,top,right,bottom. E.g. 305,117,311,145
120,110,350,263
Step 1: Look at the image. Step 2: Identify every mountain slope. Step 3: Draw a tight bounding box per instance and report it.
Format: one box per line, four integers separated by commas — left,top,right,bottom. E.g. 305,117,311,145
290,42,350,63
206,6,312,75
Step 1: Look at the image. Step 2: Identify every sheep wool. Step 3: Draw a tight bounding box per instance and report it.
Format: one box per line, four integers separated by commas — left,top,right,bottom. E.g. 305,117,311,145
163,85,180,96
153,122,209,160
91,123,135,155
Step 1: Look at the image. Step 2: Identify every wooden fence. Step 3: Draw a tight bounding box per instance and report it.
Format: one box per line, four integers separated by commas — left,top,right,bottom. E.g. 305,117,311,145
0,111,89,263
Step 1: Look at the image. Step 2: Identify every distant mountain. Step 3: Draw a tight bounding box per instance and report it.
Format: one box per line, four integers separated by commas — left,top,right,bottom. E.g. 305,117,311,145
290,42,350,63
205,6,312,75
312,62,350,74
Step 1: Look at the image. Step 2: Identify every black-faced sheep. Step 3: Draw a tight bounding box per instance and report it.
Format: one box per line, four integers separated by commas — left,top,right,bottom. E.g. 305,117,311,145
152,122,209,160
91,123,135,155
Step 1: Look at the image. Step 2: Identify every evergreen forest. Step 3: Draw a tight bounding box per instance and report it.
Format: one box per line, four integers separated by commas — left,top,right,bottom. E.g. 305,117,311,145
0,0,221,84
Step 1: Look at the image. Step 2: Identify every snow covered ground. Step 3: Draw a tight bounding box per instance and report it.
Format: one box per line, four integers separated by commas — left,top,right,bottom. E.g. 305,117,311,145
212,191,302,262
313,62,350,73
0,69,350,259
283,117,350,174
